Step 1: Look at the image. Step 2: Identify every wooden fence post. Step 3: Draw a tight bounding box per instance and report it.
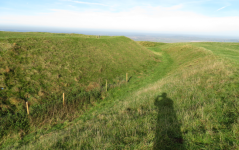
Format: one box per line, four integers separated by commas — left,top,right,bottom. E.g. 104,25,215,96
26,101,29,115
63,93,65,107
126,73,128,84
106,80,107,92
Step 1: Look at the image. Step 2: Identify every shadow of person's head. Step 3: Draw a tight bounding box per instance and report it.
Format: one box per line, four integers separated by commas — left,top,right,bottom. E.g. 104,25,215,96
161,92,167,98
155,92,168,100
155,92,173,108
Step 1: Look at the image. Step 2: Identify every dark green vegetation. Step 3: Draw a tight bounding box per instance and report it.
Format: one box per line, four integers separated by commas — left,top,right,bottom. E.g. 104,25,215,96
0,32,239,149
0,32,160,145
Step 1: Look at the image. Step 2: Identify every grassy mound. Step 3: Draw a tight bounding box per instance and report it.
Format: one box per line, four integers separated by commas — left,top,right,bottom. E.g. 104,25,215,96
191,42,239,63
0,32,160,141
4,42,238,150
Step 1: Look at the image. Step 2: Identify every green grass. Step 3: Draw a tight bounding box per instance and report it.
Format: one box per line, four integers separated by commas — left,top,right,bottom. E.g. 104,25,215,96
0,35,239,149
0,32,160,145
191,42,239,63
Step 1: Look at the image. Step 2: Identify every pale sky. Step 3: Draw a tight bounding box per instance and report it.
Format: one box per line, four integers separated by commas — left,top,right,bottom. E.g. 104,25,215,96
1,0,239,37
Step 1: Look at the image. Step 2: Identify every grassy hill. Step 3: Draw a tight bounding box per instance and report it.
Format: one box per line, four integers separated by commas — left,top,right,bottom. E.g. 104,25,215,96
0,32,160,144
0,32,239,149
191,42,239,63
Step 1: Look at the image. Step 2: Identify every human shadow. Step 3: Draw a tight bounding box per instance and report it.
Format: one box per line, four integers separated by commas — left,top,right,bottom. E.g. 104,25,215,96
153,93,184,150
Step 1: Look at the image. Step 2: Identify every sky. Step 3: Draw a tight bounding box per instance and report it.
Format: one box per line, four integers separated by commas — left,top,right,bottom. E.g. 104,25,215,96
1,0,239,37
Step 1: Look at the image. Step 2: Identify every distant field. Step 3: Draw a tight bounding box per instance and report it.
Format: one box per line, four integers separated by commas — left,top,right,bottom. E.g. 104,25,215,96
128,35,239,43
0,33,239,149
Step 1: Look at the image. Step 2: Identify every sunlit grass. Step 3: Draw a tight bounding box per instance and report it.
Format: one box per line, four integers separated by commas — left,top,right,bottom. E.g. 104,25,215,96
0,31,160,146
1,33,239,149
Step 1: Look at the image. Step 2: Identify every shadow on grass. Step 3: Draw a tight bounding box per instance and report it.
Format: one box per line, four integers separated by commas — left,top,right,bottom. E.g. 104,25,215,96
153,93,184,150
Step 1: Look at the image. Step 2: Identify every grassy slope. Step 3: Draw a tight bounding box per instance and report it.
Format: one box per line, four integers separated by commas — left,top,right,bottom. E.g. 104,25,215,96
1,39,239,149
0,31,158,106
191,42,239,63
0,32,160,145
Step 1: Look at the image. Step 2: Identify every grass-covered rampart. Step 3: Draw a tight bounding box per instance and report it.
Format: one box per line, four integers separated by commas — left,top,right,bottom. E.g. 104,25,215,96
0,34,238,149
3,41,238,150
0,32,160,143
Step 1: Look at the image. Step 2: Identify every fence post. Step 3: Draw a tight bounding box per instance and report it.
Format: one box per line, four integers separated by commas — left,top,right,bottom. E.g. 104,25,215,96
63,93,65,107
106,80,107,92
126,73,128,84
26,101,29,115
